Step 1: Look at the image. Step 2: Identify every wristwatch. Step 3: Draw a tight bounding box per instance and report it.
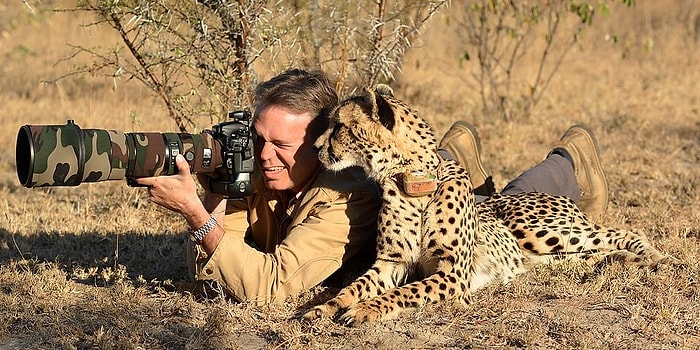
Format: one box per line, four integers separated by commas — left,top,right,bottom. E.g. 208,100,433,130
190,215,217,243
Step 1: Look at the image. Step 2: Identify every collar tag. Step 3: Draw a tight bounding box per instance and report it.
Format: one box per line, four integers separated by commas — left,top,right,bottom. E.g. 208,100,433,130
401,171,437,196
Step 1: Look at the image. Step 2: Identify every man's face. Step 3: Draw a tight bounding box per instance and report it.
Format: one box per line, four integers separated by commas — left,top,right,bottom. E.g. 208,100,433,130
253,105,321,194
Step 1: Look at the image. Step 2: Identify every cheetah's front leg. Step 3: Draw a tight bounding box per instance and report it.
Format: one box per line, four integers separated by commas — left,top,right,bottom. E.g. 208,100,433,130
303,259,408,320
337,267,471,326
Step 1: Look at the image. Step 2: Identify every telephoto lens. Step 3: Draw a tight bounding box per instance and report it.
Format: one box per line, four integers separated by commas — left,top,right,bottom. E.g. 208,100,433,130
16,120,223,187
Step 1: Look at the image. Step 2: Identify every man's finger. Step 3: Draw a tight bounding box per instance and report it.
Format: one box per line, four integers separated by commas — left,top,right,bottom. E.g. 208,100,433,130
134,177,155,187
175,154,191,175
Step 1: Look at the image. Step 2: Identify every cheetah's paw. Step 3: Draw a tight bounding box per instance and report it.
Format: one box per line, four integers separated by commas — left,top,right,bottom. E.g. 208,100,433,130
338,303,383,326
303,302,341,321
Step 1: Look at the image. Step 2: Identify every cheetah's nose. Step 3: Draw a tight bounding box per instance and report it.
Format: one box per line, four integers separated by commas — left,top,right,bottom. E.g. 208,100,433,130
312,144,322,154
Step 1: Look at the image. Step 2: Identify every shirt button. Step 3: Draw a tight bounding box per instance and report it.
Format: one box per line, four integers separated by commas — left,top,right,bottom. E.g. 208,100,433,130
205,268,213,275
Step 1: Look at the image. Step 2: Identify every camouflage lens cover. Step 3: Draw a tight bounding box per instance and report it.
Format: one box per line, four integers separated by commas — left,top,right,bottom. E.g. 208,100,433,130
16,121,223,187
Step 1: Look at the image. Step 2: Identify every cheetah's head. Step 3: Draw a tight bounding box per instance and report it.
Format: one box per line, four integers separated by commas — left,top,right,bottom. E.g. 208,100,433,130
313,85,439,182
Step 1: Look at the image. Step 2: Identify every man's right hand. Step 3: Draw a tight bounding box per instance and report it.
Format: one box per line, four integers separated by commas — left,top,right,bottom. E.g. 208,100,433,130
196,173,227,214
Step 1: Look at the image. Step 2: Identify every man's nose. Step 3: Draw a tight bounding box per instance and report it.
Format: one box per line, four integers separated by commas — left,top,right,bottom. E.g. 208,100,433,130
259,142,275,159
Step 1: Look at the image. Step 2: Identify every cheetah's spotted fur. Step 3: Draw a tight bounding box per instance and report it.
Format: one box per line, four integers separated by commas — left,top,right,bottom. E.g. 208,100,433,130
303,86,668,325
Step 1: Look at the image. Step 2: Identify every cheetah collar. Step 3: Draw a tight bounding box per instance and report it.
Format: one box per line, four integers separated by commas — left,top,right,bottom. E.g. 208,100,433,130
395,171,438,197
392,155,443,197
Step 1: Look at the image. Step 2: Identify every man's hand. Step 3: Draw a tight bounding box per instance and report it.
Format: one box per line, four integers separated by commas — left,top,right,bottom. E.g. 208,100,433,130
134,154,227,254
134,154,202,217
196,172,227,214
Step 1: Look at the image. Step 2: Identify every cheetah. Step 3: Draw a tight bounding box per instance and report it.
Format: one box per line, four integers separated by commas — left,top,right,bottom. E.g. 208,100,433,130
303,85,668,326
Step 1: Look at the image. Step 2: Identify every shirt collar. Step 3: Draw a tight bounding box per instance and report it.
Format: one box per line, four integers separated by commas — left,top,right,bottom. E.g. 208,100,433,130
278,165,323,209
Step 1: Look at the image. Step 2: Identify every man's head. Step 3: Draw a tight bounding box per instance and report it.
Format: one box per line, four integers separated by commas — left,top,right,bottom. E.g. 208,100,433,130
252,69,338,194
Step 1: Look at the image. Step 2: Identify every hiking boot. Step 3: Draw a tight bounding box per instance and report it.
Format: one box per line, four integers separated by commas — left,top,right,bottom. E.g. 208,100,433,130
438,121,495,196
552,125,609,222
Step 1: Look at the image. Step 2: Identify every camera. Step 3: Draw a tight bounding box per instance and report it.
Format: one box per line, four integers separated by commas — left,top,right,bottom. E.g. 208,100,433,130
206,111,255,196
16,111,255,198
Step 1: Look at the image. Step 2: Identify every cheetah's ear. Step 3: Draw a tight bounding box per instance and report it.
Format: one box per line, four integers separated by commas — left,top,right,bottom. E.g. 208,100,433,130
359,87,378,118
365,86,396,131
374,84,394,98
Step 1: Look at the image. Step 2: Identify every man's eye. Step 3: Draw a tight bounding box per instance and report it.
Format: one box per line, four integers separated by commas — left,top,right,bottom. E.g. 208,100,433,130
276,142,297,149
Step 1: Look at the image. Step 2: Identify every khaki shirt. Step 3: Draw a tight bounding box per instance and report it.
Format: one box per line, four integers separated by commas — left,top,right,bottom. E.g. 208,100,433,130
190,167,380,304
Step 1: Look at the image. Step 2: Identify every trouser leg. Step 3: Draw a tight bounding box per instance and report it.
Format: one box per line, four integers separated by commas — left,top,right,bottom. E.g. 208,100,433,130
500,154,580,202
475,194,489,203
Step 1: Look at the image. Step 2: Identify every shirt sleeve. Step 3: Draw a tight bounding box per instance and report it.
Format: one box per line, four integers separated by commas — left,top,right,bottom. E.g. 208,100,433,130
195,189,379,304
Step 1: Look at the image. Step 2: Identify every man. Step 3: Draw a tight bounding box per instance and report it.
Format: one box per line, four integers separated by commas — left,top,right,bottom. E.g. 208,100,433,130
136,69,381,304
137,68,608,303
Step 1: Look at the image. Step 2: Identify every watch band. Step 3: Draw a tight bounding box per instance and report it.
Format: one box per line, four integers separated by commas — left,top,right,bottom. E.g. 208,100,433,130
190,215,217,243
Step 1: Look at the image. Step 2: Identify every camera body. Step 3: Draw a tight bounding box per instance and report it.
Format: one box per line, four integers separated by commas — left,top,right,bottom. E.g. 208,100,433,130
208,111,255,197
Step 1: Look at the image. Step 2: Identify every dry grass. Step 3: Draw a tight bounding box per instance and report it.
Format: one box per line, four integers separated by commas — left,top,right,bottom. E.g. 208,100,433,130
1,1,699,349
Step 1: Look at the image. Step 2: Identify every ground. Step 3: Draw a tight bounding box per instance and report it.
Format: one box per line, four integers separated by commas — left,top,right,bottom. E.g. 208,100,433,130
1,1,699,349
